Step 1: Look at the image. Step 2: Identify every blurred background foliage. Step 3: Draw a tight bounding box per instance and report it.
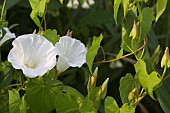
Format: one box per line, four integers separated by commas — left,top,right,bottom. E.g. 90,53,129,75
0,0,170,112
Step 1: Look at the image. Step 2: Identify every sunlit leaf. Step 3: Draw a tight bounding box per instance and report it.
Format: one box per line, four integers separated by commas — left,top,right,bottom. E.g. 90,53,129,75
105,96,135,113
105,96,119,113
123,0,129,17
113,0,122,24
29,0,50,28
86,34,103,73
134,59,161,99
9,89,26,113
59,0,63,4
20,95,27,113
116,48,123,58
156,0,167,21
44,29,60,45
9,89,21,113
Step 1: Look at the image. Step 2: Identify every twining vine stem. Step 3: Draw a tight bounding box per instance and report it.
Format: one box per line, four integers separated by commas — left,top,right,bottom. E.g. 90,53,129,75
94,39,147,64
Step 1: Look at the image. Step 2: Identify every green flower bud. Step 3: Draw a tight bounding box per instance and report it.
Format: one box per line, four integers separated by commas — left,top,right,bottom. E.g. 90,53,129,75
128,91,135,101
87,67,98,92
87,75,96,92
130,20,138,39
100,78,109,99
128,88,137,101
161,47,169,68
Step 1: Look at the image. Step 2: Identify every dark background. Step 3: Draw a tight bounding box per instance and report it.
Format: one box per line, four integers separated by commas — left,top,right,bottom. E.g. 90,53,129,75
1,0,170,112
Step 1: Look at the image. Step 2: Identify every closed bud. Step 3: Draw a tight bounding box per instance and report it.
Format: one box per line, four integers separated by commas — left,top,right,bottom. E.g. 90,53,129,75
67,0,73,8
72,0,79,9
87,75,96,92
128,88,137,101
130,20,138,39
128,91,135,101
100,78,109,99
82,1,90,9
93,67,98,78
87,67,98,92
161,47,169,68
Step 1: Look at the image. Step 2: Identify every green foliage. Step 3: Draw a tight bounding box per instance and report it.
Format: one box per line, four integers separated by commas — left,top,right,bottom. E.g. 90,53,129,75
134,59,161,99
116,48,123,58
119,73,136,104
86,34,103,73
5,0,22,9
121,10,137,52
25,77,63,113
58,0,63,4
29,0,50,28
139,8,155,41
122,0,129,18
63,86,85,101
156,80,170,113
150,45,161,67
105,96,135,113
113,0,122,24
9,89,26,113
87,87,101,110
0,61,13,87
156,0,168,21
44,29,60,45
55,93,97,113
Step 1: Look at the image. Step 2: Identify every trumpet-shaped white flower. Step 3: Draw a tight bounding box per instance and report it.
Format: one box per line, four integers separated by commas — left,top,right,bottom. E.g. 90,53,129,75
8,34,57,78
88,0,95,5
67,0,73,8
73,0,79,9
0,27,16,46
82,1,90,9
55,36,87,72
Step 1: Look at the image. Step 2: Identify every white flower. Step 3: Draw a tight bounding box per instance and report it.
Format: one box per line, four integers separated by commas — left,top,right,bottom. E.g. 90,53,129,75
73,0,79,9
0,27,16,46
88,0,95,5
8,34,57,78
55,36,87,72
82,1,90,9
67,0,73,8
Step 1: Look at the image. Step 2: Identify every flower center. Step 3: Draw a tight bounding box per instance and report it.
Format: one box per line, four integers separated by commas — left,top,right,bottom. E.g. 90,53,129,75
24,60,37,69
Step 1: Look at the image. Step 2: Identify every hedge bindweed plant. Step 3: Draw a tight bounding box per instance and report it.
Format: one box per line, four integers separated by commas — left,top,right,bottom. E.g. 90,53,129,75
0,0,169,113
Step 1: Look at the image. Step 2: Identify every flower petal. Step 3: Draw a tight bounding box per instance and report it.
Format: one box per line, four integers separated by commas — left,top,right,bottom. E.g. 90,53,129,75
8,34,57,78
55,36,87,72
0,28,16,46
57,56,70,73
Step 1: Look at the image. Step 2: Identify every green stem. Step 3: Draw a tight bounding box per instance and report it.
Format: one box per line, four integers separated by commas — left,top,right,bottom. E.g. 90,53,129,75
5,84,22,88
161,66,167,80
0,0,6,21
